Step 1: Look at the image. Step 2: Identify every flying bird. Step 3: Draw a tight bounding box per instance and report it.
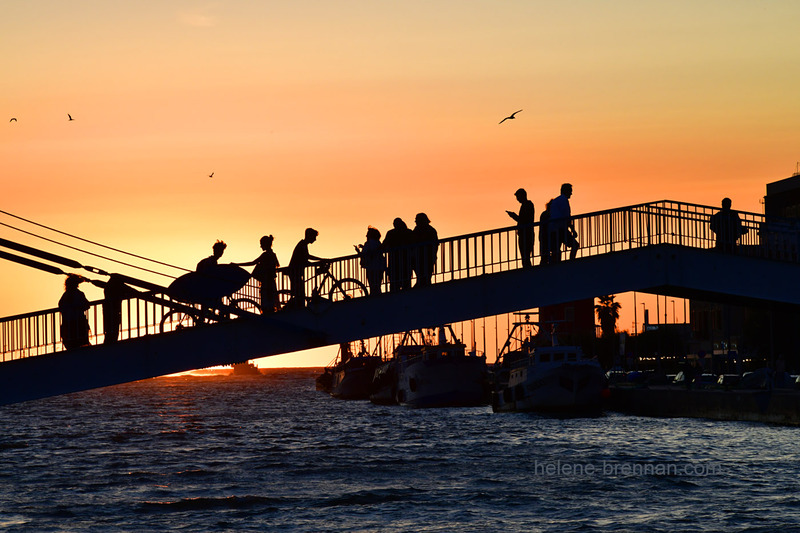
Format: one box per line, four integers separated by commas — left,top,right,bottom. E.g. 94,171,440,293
499,109,522,124
209,172,214,178
68,114,74,121
9,118,17,122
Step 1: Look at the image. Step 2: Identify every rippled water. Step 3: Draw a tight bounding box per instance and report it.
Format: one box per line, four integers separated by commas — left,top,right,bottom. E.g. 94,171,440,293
2,369,800,532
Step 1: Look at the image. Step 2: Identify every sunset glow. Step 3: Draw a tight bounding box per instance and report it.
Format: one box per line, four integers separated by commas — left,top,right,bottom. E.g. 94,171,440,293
3,1,799,366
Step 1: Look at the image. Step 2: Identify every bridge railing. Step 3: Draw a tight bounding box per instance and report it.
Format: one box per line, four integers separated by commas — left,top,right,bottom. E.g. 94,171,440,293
2,199,799,362
0,290,256,362
0,294,172,361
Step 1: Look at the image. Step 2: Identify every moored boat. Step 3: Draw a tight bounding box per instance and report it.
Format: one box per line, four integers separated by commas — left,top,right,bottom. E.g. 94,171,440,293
370,326,489,408
323,341,383,400
491,315,605,414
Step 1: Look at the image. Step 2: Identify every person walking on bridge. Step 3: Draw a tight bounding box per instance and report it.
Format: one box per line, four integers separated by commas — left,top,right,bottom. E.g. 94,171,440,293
287,228,326,308
506,188,535,268
236,235,280,313
709,197,747,253
550,183,579,262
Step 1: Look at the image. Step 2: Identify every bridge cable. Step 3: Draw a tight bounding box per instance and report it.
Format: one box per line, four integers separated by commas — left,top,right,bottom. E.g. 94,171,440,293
0,209,190,275
0,220,177,280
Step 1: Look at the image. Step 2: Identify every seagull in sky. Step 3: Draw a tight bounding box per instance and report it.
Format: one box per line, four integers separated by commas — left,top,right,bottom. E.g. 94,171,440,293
9,118,17,122
209,172,214,178
68,114,74,121
499,109,522,124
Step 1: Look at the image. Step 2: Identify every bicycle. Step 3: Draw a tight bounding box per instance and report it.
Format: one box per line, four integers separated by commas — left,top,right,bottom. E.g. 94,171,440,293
278,261,368,310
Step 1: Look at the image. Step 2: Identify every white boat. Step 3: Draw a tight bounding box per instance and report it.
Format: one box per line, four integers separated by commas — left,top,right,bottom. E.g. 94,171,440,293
491,315,605,413
371,326,489,408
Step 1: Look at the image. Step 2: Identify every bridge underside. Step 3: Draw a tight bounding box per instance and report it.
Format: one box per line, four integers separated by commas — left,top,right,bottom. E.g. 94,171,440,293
1,243,798,405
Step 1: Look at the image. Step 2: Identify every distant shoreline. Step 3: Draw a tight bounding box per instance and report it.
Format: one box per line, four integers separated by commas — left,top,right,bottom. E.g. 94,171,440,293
163,367,325,378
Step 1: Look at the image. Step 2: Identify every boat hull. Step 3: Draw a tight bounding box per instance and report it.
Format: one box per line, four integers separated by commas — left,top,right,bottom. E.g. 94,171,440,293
395,355,488,408
492,362,605,413
329,356,383,400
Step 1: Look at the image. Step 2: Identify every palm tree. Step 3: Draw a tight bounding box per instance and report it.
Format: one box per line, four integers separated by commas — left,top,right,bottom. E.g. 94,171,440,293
595,295,621,339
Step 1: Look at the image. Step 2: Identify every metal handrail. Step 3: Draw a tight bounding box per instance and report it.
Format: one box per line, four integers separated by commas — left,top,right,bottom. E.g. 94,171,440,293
2,200,798,362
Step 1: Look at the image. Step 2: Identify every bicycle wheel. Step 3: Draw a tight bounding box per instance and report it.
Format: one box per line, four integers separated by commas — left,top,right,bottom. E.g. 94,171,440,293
160,309,199,333
230,297,262,315
329,278,368,302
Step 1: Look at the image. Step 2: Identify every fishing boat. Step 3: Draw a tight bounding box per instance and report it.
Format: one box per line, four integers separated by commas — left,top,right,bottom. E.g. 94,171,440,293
491,315,605,414
370,326,489,408
320,341,383,400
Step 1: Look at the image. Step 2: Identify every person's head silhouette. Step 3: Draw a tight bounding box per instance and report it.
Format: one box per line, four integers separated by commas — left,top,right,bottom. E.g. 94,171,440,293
65,273,85,290
415,213,431,226
212,240,227,258
304,228,319,243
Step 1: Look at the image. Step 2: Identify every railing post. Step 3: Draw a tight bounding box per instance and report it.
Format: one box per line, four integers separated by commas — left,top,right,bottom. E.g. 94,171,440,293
481,235,486,276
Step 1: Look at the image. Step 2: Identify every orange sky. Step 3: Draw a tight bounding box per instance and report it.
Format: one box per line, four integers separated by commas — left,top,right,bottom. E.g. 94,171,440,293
2,1,799,367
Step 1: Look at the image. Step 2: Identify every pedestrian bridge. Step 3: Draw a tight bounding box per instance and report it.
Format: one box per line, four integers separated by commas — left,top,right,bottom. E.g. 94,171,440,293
1,200,799,405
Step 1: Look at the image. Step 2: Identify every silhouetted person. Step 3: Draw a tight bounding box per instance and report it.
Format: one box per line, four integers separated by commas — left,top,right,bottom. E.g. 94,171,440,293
197,240,227,272
355,226,385,295
506,188,535,268
412,213,438,287
539,199,553,265
710,197,747,253
103,274,133,344
381,217,414,291
59,273,91,350
237,235,280,313
196,240,227,319
287,228,325,308
550,183,578,262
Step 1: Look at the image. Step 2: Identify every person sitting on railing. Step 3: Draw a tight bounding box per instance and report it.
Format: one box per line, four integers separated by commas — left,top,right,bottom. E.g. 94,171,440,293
412,213,438,287
59,273,91,350
710,197,747,254
549,183,579,262
286,228,326,308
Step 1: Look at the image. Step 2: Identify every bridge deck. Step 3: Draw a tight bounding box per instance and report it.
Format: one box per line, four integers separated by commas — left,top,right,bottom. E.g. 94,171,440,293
1,200,799,405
